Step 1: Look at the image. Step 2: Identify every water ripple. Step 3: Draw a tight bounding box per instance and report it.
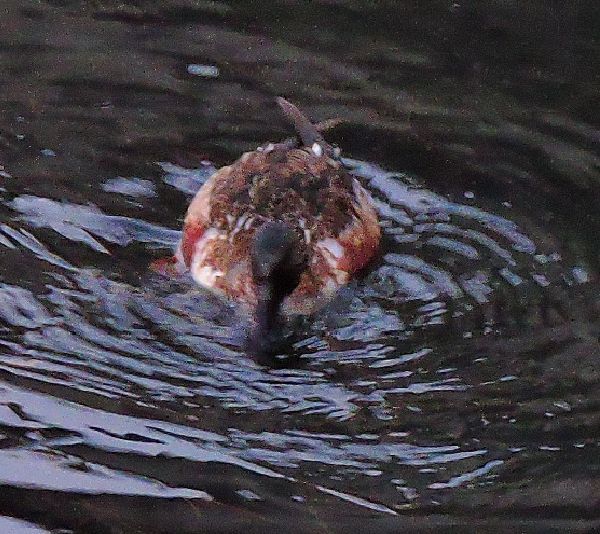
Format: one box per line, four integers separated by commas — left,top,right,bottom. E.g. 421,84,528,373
0,155,596,526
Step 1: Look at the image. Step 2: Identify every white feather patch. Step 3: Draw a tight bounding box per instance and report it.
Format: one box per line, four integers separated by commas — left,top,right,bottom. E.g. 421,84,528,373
311,143,323,157
234,214,248,230
193,266,224,287
332,269,350,284
190,228,225,289
303,229,311,244
315,238,348,284
317,238,344,261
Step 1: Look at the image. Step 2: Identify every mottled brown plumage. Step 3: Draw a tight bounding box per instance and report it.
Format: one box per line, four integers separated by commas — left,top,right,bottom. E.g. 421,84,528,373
174,98,380,352
210,148,356,236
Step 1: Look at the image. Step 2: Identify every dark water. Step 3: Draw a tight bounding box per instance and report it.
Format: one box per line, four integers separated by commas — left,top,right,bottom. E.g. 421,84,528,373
1,1,599,532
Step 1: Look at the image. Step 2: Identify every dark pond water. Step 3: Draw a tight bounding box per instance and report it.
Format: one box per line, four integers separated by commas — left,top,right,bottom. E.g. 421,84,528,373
0,1,599,532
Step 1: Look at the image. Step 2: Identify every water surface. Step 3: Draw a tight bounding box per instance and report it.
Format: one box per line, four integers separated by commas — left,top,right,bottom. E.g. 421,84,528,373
0,1,599,532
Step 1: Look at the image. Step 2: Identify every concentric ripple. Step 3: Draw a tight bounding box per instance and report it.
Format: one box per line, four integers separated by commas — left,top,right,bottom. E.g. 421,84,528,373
0,151,597,530
0,0,597,529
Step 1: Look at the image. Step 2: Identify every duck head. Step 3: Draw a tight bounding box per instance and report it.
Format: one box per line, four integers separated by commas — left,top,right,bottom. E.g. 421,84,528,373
246,221,308,357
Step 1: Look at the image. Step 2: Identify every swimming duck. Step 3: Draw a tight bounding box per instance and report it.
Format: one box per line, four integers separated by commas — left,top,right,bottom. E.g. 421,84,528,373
177,98,380,353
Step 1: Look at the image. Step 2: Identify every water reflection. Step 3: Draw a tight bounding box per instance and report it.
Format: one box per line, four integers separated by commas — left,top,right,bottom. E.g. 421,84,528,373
0,152,598,530
1,152,597,526
0,0,598,531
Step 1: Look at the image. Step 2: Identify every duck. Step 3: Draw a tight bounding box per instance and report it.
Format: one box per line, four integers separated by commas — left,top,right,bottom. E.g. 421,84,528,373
176,97,380,354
